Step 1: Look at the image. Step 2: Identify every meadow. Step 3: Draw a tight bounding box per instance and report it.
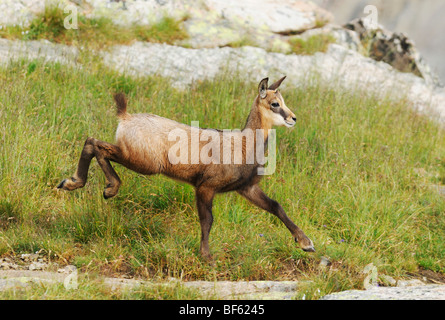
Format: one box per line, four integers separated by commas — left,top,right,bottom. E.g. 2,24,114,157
0,50,444,299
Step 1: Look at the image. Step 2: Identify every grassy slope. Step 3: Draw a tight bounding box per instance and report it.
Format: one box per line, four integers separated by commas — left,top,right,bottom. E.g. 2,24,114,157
0,58,444,299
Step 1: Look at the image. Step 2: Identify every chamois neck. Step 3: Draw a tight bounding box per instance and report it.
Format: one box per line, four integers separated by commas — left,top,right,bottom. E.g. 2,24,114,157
242,97,272,133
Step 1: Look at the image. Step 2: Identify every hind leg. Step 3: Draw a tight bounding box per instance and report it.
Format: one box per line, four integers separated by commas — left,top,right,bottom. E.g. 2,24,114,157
58,137,123,199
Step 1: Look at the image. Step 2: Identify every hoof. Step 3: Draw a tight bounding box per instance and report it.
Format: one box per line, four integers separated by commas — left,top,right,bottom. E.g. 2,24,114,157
103,186,118,199
302,246,316,253
295,237,315,253
56,177,84,191
57,179,67,189
103,191,113,199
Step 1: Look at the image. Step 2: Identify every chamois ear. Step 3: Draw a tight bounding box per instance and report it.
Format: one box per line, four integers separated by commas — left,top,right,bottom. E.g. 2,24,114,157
268,76,286,91
258,77,269,99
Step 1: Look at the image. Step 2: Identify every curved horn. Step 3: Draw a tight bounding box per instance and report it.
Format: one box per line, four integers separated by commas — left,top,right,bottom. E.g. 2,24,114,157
268,76,286,90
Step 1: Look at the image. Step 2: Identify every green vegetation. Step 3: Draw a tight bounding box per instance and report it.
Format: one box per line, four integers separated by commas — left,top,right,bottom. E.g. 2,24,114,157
0,4,188,49
288,33,336,55
0,58,444,299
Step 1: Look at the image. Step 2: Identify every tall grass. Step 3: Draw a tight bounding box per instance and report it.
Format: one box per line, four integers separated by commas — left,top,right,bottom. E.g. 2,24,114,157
0,59,444,299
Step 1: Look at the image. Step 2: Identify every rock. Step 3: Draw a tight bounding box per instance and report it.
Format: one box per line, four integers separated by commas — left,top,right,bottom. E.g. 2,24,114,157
0,0,44,28
344,18,442,87
201,0,333,35
84,0,193,26
28,261,47,271
0,38,79,67
397,279,427,287
104,278,299,299
58,265,77,274
294,23,362,52
0,261,18,270
0,34,444,125
318,256,331,268
0,0,332,53
0,270,65,291
379,274,397,287
321,284,445,300
20,253,40,262
102,41,445,123
313,0,445,87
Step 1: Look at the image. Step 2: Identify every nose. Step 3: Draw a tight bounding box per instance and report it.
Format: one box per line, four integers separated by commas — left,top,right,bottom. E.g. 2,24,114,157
292,117,296,122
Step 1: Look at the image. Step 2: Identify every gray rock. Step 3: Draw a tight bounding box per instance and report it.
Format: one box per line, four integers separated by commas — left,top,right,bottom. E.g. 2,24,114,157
344,18,442,87
1,270,444,300
102,42,445,124
319,256,331,268
0,38,79,67
321,284,445,300
103,278,300,300
0,0,331,53
28,261,48,271
0,261,18,270
182,280,299,299
397,279,427,288
0,270,65,292
0,35,444,126
379,274,397,287
313,0,445,86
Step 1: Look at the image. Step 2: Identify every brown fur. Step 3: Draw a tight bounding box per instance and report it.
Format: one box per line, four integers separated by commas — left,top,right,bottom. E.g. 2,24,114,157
113,92,127,118
58,77,315,259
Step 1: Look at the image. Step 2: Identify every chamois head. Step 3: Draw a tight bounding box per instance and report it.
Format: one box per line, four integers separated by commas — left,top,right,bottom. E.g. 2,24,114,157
257,76,296,128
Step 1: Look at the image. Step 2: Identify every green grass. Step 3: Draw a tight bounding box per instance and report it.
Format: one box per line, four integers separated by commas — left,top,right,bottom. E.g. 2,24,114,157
288,33,336,55
0,58,444,299
0,3,188,49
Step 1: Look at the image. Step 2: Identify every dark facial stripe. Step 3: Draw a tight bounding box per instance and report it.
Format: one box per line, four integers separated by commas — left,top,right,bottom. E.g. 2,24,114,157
271,106,288,119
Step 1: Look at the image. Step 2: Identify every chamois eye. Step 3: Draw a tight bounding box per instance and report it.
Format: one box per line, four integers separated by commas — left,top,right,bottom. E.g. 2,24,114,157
271,102,280,108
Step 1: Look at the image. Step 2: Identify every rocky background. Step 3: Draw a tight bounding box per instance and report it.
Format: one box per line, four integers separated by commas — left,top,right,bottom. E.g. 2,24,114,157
314,0,445,84
0,0,443,124
0,0,444,299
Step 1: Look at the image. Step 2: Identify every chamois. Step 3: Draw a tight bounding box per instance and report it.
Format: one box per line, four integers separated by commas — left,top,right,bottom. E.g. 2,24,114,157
57,77,315,258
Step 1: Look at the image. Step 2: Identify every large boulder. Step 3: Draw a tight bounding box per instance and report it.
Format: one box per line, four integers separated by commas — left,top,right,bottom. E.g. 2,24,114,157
344,18,442,87
321,284,445,300
100,41,445,124
0,0,333,52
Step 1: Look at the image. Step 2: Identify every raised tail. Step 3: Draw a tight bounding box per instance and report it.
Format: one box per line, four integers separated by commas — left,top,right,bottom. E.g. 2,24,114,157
113,93,127,117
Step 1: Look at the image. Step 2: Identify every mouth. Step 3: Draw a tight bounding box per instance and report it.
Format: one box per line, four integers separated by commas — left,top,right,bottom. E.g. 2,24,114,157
284,120,296,127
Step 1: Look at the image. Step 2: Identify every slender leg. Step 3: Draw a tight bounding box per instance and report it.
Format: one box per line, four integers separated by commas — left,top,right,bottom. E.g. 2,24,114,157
195,187,215,259
58,137,123,199
237,184,315,252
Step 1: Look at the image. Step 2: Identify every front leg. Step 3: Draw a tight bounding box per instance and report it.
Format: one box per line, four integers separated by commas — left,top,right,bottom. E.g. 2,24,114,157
195,187,215,259
237,184,315,252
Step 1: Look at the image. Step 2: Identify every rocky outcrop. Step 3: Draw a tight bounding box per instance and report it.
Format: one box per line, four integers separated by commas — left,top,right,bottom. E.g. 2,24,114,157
344,18,442,87
1,36,444,125
321,284,445,300
102,41,445,124
0,38,78,66
0,0,333,53
313,0,445,85
0,1,441,89
0,268,299,299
